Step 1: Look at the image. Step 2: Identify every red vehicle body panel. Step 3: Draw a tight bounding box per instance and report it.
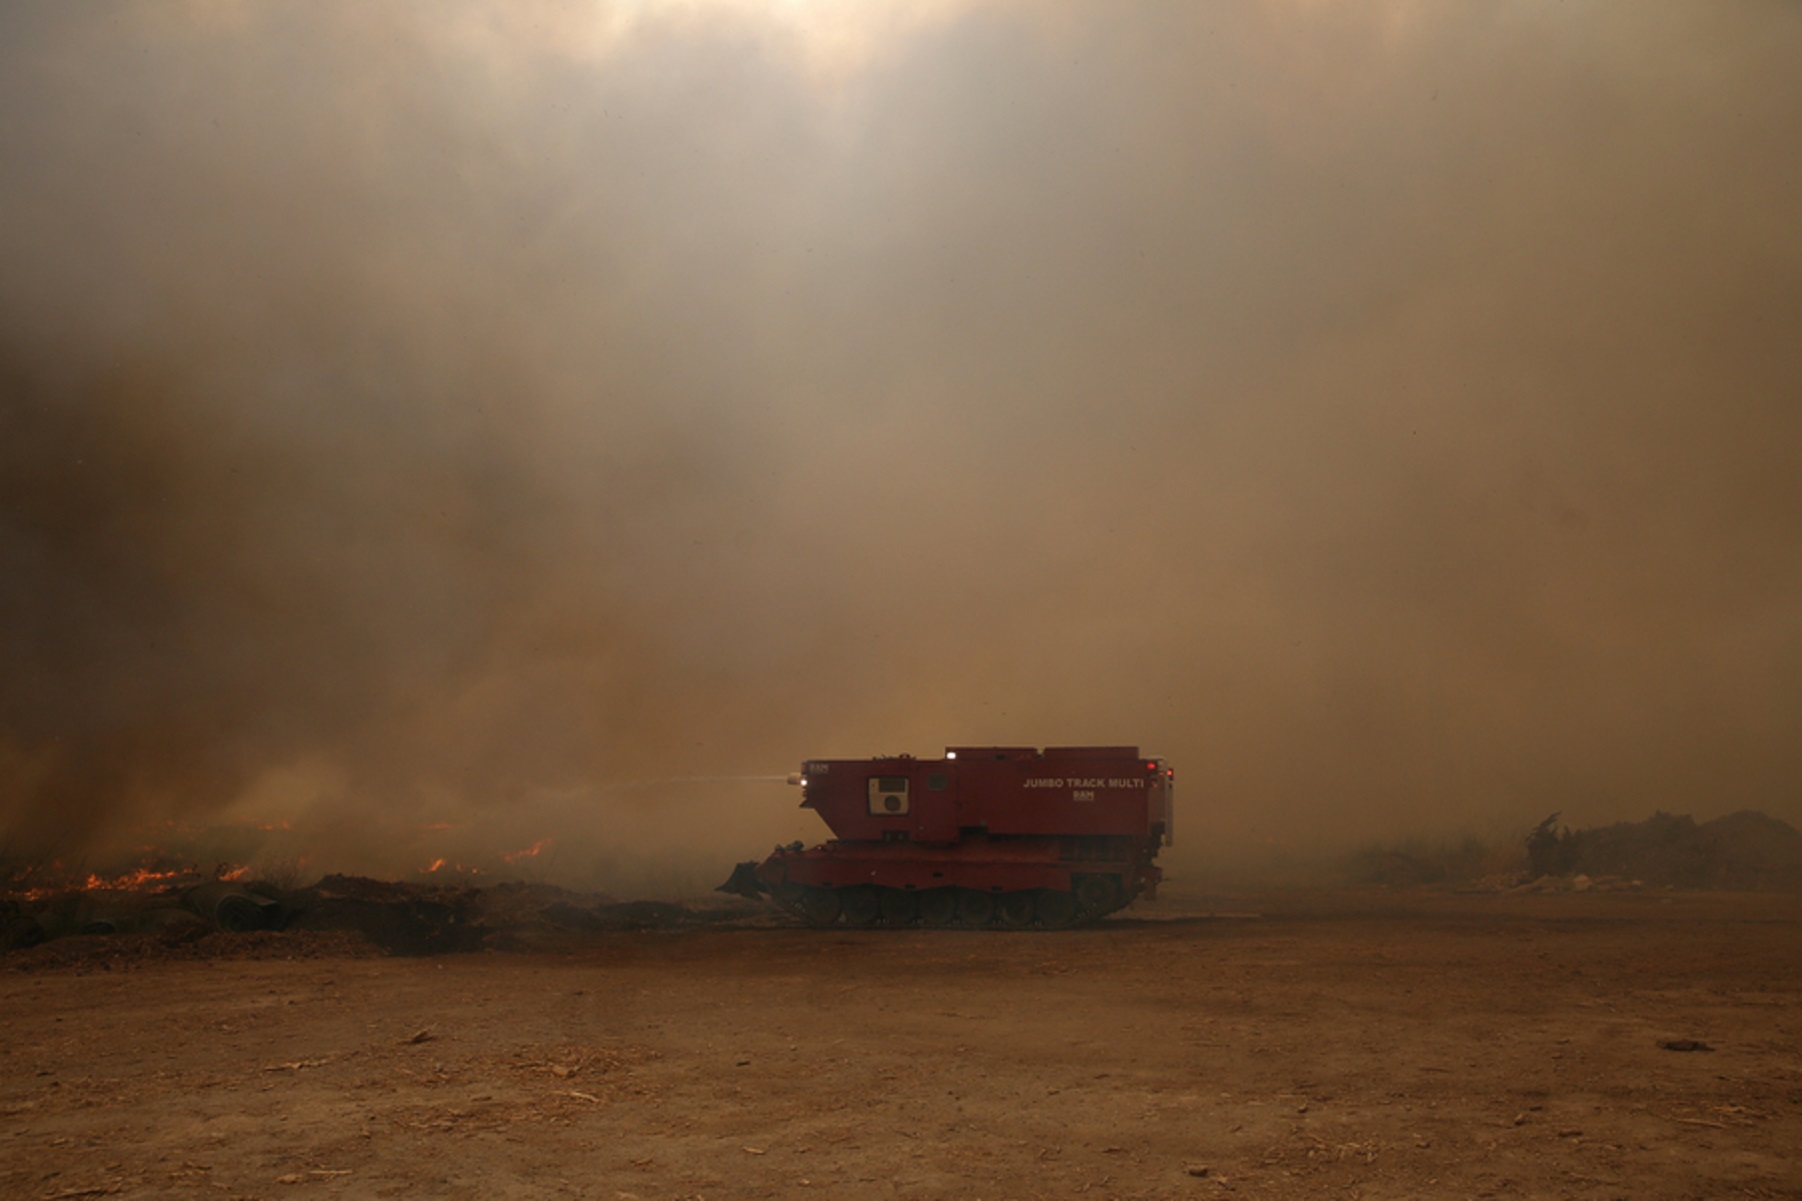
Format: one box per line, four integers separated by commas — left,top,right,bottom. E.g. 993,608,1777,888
741,746,1173,923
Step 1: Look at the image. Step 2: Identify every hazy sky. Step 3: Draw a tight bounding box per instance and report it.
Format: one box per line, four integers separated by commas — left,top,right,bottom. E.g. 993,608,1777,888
2,1,1798,886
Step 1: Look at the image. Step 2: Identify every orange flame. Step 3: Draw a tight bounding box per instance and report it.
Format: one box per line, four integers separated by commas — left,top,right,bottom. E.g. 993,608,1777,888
420,858,480,876
502,837,553,865
81,867,187,891
5,865,192,900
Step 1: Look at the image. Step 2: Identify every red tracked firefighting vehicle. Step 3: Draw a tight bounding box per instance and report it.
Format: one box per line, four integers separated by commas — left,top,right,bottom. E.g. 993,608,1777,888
719,746,1173,928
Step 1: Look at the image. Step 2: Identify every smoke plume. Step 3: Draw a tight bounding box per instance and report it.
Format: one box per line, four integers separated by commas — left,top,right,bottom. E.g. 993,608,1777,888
2,2,1798,885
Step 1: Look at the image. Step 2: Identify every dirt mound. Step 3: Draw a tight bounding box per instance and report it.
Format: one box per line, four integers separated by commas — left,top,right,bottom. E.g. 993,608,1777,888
283,876,757,953
1527,810,1802,890
286,875,484,956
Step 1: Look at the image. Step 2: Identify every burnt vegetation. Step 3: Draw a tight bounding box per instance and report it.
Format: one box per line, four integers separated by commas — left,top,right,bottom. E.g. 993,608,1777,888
1524,810,1802,891
1,867,761,963
1348,810,1802,892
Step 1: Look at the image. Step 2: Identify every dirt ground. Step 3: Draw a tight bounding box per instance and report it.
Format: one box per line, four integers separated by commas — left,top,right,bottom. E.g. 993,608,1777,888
3,887,1799,1200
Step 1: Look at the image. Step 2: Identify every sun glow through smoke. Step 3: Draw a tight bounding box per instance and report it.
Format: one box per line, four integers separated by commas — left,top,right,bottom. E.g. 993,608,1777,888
542,0,982,84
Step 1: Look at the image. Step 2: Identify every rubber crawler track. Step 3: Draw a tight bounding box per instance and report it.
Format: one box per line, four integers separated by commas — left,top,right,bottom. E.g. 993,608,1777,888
770,884,1126,930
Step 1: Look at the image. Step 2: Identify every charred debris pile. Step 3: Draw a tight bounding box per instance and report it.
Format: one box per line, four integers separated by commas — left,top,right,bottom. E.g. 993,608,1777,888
1,869,761,961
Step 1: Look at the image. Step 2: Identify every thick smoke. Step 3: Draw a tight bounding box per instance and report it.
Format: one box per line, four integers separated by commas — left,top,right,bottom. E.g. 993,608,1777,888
2,2,1799,885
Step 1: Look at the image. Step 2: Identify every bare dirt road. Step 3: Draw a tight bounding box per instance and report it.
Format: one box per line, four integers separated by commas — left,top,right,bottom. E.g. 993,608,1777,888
4,888,1799,1200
